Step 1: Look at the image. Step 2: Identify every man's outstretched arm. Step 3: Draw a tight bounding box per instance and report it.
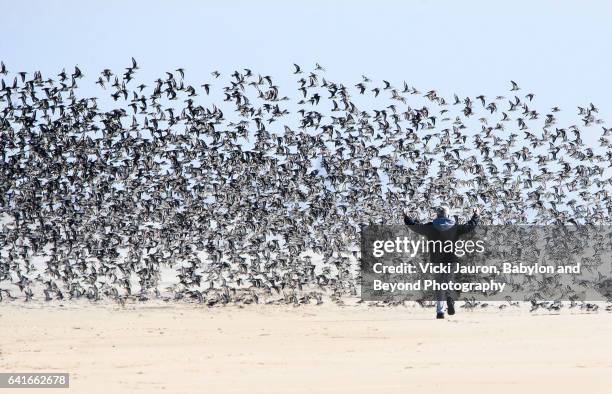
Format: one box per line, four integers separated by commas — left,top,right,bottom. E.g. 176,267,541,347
457,207,480,236
403,209,435,237
403,212,417,226
403,208,420,225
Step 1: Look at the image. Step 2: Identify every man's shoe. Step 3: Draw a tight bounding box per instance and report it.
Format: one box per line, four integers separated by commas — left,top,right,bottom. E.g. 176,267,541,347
447,298,455,315
436,312,444,319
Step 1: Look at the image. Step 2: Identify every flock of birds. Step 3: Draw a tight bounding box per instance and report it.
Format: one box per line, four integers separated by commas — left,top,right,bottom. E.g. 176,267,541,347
0,59,611,310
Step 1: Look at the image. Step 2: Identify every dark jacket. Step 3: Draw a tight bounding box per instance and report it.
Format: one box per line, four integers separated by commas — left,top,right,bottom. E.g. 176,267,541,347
403,213,479,264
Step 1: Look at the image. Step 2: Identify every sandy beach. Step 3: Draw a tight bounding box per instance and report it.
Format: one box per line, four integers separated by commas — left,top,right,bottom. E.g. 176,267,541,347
1,302,610,394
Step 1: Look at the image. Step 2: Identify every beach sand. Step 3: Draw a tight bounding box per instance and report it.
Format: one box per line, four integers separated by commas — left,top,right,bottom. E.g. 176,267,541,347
1,302,610,394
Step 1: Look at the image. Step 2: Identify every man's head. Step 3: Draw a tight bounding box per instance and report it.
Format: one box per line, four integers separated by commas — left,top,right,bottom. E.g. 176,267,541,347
435,205,450,219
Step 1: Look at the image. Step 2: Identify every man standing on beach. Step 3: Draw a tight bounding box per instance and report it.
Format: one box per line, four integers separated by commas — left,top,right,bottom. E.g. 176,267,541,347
403,206,480,319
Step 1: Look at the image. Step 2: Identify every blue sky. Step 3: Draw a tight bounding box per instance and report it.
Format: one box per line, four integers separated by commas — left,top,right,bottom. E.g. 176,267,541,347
3,0,611,107
2,0,611,150
2,0,611,219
